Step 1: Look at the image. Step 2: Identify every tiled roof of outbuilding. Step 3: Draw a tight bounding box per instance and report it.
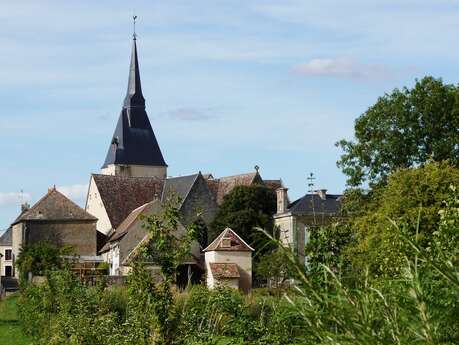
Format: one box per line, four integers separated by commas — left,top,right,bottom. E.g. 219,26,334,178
203,228,254,252
210,263,240,279
13,188,96,225
0,228,12,246
92,174,163,229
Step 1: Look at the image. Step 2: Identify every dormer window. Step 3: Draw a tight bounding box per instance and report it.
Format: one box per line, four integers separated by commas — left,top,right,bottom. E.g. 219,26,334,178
221,237,232,248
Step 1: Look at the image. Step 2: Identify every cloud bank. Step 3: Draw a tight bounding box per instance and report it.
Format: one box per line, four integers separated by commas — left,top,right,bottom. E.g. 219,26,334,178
164,107,219,121
57,184,88,202
294,57,393,81
0,192,31,207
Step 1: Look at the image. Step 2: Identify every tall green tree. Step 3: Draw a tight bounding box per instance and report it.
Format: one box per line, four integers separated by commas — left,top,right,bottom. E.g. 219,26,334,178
347,161,459,278
209,184,277,249
337,76,459,187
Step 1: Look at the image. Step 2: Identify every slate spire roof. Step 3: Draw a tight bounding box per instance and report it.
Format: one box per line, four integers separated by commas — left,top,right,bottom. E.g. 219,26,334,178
102,36,167,169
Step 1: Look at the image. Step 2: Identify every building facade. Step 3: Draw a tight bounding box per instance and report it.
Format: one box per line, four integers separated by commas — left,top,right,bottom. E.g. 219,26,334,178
204,228,254,293
0,228,13,277
11,188,98,277
274,188,342,265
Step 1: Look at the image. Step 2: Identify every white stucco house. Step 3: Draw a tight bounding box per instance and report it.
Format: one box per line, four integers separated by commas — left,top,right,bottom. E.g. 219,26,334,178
203,228,254,293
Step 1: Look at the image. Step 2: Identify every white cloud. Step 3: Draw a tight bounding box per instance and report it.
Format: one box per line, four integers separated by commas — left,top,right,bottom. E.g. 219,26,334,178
293,57,393,81
0,192,31,207
57,184,88,202
164,107,220,121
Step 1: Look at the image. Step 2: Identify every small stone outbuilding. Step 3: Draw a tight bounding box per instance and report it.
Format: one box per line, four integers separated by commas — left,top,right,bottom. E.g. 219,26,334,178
11,187,98,277
203,228,253,293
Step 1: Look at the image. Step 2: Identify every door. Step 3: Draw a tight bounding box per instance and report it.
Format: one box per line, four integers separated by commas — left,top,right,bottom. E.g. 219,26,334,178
5,266,12,277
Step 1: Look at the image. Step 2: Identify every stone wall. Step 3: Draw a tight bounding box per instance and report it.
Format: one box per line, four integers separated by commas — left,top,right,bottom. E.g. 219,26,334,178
25,221,97,256
180,174,218,227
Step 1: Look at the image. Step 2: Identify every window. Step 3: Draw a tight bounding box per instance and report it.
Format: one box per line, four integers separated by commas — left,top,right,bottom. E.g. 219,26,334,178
5,249,12,261
221,238,232,248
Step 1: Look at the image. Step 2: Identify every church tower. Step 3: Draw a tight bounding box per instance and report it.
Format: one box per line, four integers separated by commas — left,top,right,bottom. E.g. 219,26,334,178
101,33,167,178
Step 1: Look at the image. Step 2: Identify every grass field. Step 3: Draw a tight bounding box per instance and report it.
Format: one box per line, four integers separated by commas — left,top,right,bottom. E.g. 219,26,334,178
0,294,31,345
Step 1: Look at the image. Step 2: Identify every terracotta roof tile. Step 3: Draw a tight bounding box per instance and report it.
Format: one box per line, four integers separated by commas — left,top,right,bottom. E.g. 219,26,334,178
206,172,263,204
203,227,254,252
13,188,96,225
210,263,240,279
92,174,163,229
263,179,283,191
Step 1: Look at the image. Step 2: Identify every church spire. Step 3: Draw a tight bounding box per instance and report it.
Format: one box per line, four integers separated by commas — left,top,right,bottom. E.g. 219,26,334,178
101,19,167,176
124,16,145,109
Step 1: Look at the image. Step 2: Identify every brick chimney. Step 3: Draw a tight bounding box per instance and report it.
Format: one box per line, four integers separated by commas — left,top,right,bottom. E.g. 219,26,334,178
276,187,289,214
316,189,327,200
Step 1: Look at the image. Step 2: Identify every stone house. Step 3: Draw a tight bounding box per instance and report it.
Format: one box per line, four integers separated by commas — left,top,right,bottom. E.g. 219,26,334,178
99,173,218,276
274,188,342,265
0,228,13,277
11,188,98,277
204,228,254,293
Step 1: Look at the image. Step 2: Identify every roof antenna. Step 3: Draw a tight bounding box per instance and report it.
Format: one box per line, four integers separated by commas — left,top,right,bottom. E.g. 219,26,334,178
133,14,138,40
307,172,317,226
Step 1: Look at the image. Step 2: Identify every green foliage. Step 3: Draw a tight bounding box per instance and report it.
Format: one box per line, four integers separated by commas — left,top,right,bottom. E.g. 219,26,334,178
209,184,277,285
347,162,459,278
125,194,200,345
255,249,297,288
305,223,353,283
337,76,459,187
209,184,276,247
15,175,458,345
15,241,71,284
17,269,125,344
0,295,32,345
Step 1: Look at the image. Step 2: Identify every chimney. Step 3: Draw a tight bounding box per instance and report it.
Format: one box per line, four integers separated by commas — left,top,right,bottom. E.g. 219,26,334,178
276,187,288,214
21,202,30,213
316,189,327,200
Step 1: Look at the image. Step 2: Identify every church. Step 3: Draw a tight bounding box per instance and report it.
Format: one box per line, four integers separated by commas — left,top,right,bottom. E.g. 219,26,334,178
8,31,341,290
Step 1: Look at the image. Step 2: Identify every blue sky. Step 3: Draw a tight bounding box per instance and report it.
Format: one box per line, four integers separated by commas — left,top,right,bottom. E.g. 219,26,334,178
1,0,459,230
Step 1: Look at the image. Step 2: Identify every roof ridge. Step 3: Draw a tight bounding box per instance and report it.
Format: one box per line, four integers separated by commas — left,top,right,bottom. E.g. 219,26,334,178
179,173,200,206
15,188,55,221
203,227,254,252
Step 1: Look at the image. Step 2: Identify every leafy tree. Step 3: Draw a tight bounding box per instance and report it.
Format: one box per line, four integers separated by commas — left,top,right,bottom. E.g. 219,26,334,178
337,76,459,187
126,194,199,345
305,223,353,281
209,184,277,249
347,161,459,278
15,242,71,281
255,249,297,288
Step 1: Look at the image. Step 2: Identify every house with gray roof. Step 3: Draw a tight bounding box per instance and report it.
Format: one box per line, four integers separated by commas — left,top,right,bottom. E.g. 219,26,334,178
274,188,342,265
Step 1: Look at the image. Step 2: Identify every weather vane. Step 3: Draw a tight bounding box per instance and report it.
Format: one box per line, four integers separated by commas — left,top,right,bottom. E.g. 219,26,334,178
133,15,138,40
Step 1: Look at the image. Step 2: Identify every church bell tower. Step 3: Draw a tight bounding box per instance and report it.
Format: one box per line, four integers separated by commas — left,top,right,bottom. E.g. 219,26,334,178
101,27,167,178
